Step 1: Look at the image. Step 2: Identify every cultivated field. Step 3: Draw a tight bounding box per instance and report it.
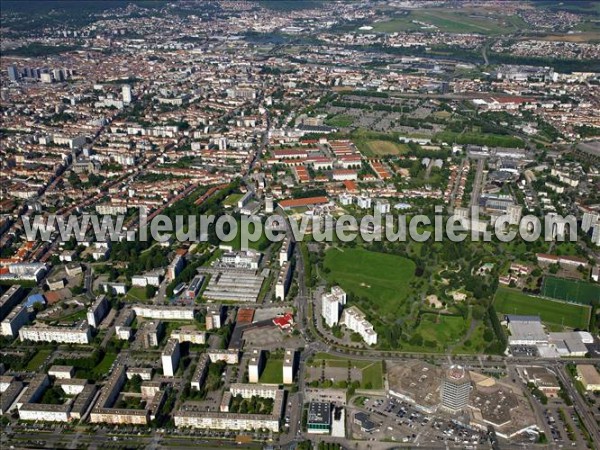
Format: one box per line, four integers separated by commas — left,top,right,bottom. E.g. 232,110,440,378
323,247,415,316
541,276,600,305
494,287,591,329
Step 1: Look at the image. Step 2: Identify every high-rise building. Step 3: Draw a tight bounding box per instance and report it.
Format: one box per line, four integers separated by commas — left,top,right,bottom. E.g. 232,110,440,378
122,84,132,104
321,286,346,328
248,349,264,383
265,193,274,213
440,365,471,411
7,66,19,82
87,295,109,328
161,339,180,377
283,349,296,384
582,211,599,233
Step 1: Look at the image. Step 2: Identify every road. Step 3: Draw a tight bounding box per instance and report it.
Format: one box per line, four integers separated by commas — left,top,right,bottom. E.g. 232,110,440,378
469,157,485,208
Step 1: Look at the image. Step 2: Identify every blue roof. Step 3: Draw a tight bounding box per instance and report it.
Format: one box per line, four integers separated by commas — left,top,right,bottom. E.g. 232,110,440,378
25,294,46,307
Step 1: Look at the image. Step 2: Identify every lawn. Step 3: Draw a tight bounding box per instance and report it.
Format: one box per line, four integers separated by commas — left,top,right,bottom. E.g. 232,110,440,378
413,313,468,351
26,349,53,371
307,354,383,389
361,361,383,389
260,358,283,384
223,193,243,207
91,352,117,378
362,140,409,156
227,218,270,251
325,114,354,128
323,247,415,317
494,287,591,329
126,286,149,301
541,276,600,305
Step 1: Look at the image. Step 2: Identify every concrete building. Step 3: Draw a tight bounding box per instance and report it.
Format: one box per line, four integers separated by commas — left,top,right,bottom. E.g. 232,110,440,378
133,305,194,320
1,303,29,337
0,285,24,321
220,250,262,269
48,366,75,379
0,380,24,415
279,237,294,265
275,262,292,301
283,349,296,385
171,329,206,345
505,315,547,346
248,349,264,383
206,305,223,330
19,324,91,344
440,366,471,411
208,349,239,365
114,308,135,340
167,254,184,282
321,286,346,328
186,275,205,300
577,365,600,391
341,305,377,346
122,84,132,104
191,354,210,390
87,295,109,328
161,339,181,377
307,402,331,434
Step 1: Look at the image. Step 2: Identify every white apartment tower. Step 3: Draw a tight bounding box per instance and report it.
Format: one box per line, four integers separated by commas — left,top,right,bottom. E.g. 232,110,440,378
248,349,264,383
122,84,132,104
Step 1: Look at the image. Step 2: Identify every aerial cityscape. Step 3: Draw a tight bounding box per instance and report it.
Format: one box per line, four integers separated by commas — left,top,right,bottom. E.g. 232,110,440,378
1,1,600,449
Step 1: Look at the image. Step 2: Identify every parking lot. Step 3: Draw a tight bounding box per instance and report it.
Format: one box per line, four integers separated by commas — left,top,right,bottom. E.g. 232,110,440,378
349,396,489,446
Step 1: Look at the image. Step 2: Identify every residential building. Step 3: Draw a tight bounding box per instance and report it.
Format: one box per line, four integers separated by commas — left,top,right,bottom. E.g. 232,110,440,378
248,349,264,383
341,305,377,346
19,324,91,344
161,339,180,377
87,295,109,328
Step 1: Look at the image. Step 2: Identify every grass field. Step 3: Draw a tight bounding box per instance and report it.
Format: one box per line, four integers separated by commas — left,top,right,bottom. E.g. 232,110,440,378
260,358,283,384
494,287,591,329
323,247,415,316
370,9,527,35
92,352,117,378
26,349,53,371
126,286,149,301
413,314,468,351
360,140,409,156
541,276,600,305
223,193,243,207
361,361,384,389
325,114,354,128
308,354,383,389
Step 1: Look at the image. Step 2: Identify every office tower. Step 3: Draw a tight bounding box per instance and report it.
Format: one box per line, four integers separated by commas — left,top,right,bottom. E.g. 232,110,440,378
441,365,471,411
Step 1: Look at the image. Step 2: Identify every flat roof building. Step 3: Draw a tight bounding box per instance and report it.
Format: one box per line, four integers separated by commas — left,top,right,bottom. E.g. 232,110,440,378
307,401,331,434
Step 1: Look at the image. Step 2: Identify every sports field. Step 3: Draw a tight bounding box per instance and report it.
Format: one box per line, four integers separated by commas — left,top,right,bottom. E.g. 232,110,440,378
541,276,600,305
494,287,590,329
323,247,415,316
